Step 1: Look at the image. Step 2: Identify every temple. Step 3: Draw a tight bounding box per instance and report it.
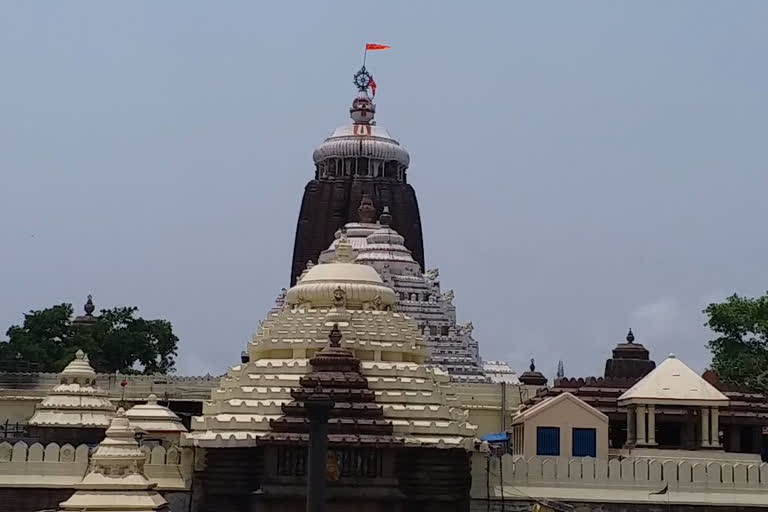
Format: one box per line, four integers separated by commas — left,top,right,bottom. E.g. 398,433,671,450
4,61,768,511
290,74,424,285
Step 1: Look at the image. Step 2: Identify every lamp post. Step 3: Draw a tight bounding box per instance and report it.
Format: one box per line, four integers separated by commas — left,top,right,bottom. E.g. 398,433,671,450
305,387,334,512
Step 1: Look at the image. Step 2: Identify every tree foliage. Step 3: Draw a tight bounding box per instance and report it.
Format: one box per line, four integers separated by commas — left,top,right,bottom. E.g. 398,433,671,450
705,292,768,391
0,303,178,374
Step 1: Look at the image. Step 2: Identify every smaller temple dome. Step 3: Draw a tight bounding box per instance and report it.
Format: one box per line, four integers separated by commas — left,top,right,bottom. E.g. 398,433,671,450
59,409,169,511
356,208,414,265
126,394,187,434
286,236,397,309
60,349,97,379
604,329,656,380
29,350,116,429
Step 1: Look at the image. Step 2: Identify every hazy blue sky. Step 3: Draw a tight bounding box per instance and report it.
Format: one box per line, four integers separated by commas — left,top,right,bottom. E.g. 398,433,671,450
1,2,766,379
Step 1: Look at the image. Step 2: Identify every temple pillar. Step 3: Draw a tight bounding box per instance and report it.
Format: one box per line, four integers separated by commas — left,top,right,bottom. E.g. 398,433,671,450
636,405,646,446
626,408,635,447
701,407,710,448
711,407,721,447
647,405,657,445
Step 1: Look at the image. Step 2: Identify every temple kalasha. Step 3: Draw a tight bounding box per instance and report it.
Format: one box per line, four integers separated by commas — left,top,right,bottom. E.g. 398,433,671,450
1,65,768,512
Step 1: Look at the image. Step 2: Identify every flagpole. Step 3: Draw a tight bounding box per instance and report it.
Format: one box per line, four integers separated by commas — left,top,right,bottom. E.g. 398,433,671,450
363,47,368,68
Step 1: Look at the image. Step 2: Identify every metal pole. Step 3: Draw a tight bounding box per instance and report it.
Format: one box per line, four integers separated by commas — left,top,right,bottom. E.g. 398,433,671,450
501,381,507,432
305,390,334,512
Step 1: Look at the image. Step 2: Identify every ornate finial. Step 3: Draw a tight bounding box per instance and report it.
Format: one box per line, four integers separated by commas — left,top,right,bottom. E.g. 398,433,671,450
84,294,95,316
556,360,565,379
626,328,635,343
379,206,392,226
147,394,158,404
358,194,376,223
328,324,342,347
353,66,373,93
530,358,536,372
350,68,376,124
75,349,85,360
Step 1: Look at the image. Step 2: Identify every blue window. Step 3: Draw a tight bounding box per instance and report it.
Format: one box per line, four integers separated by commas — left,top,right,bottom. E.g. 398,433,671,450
572,428,597,457
536,427,560,456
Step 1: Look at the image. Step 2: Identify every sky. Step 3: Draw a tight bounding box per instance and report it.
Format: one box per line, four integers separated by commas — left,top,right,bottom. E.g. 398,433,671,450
1,1,766,379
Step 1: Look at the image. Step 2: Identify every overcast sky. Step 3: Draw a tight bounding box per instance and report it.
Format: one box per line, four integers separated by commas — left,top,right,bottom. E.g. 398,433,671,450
1,2,766,380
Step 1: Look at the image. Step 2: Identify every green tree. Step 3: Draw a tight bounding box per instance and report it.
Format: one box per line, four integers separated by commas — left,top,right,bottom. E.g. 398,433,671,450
0,302,178,374
705,292,768,391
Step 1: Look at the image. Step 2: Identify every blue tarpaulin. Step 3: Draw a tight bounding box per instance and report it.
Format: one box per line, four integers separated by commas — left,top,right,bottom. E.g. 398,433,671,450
480,432,509,443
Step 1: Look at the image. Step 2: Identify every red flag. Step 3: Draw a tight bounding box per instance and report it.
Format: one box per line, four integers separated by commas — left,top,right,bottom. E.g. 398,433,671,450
366,43,391,51
370,76,377,97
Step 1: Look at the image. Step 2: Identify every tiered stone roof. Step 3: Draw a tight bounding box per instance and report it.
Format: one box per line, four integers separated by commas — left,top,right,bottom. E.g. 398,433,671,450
126,394,187,434
29,350,116,428
263,323,401,446
317,201,487,382
483,360,520,384
604,329,656,379
58,409,169,511
187,239,477,448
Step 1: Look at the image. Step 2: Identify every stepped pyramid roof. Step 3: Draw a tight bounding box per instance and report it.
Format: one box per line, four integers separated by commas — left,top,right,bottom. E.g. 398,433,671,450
126,394,187,434
58,409,169,511
29,350,116,428
263,323,401,446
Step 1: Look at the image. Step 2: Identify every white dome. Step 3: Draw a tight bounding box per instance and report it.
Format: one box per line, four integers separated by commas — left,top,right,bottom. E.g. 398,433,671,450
312,124,410,167
285,237,397,309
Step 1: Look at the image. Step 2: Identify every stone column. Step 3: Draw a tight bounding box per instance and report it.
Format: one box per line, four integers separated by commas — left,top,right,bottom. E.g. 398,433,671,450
636,405,646,446
305,389,335,512
701,407,710,447
647,405,657,445
711,407,721,447
626,408,635,446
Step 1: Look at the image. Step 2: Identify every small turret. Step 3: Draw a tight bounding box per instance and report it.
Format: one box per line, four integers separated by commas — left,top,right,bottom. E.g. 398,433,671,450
519,358,548,386
72,294,98,328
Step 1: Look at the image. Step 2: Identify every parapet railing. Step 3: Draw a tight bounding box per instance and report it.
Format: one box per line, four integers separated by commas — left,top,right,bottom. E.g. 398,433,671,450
0,372,221,401
0,441,193,490
472,453,768,505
